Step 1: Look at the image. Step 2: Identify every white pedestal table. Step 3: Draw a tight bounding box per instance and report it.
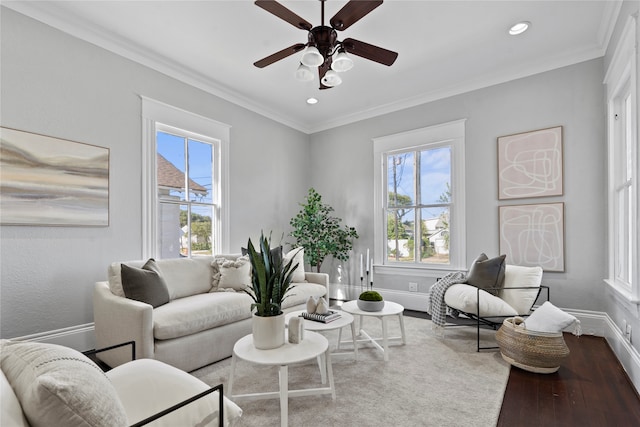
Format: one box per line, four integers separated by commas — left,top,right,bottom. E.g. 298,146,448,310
228,331,335,427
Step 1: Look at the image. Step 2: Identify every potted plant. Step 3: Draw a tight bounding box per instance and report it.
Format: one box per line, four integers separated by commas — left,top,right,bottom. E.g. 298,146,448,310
290,188,358,273
244,232,299,349
357,290,385,312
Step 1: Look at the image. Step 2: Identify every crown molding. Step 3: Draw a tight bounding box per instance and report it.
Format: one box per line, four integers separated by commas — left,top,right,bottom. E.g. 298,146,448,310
3,1,622,135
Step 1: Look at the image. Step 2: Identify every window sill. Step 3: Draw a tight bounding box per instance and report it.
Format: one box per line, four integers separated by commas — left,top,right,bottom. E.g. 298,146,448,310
373,264,463,278
604,279,640,312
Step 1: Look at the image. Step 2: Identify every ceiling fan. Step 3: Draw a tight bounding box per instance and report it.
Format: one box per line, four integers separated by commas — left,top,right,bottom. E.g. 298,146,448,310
253,0,398,89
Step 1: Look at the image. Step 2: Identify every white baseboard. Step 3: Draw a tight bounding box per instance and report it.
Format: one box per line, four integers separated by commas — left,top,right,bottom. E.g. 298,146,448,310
10,323,95,352
376,289,431,312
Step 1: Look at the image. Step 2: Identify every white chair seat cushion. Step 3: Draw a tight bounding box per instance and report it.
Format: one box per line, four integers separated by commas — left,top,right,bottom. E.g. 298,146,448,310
107,359,242,427
501,265,543,314
444,284,518,317
153,292,253,340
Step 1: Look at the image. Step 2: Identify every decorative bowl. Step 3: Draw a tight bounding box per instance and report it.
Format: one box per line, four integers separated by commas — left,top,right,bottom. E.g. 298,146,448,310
357,299,385,312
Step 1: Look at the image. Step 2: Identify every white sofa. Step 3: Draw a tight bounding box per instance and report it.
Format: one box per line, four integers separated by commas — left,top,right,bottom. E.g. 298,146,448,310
93,254,328,372
0,339,242,427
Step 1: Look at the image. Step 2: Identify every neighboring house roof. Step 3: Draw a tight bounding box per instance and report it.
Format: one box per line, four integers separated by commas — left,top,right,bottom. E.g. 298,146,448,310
157,153,208,195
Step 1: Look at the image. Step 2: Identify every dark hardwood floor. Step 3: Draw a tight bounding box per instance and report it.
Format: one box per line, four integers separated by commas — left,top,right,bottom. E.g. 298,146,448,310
400,309,640,426
498,333,640,426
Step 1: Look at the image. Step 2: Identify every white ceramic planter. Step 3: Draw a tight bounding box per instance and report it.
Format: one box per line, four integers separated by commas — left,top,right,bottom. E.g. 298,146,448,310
252,313,285,349
357,300,385,312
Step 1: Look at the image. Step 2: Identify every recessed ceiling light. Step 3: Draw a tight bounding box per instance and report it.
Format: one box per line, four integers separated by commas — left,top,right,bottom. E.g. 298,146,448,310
509,21,530,36
306,98,318,105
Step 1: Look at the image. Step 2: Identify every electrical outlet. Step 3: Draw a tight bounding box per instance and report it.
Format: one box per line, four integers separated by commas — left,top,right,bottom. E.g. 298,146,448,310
409,282,418,292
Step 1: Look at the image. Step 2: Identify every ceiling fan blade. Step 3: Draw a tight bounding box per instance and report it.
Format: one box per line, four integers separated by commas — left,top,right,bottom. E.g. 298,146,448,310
330,0,383,31
318,60,332,90
254,43,306,68
342,38,398,66
255,0,312,31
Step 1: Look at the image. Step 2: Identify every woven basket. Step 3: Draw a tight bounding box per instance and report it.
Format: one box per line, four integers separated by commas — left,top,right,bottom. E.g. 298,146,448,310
495,317,570,374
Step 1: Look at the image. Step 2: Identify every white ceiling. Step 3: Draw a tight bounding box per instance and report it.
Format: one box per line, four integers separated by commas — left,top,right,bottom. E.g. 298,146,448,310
4,1,621,133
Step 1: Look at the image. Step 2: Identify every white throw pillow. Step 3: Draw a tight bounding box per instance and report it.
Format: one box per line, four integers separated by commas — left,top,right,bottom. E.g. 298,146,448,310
284,248,306,283
0,340,128,427
500,264,543,315
211,256,251,291
524,301,581,334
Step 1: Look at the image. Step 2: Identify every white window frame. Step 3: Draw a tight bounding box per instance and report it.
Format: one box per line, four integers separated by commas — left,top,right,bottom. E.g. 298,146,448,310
604,15,639,305
373,119,466,276
141,96,230,259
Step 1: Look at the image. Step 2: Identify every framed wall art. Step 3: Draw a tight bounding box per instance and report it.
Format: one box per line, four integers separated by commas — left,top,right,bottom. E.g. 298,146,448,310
498,126,563,200
0,127,109,226
499,202,564,272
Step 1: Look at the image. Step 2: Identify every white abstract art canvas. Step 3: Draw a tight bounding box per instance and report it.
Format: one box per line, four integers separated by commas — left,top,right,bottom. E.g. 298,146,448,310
499,203,564,272
0,127,109,226
498,126,563,200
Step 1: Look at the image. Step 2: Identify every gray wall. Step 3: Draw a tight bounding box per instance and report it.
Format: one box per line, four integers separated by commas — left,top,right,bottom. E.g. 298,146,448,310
0,8,311,339
310,58,607,312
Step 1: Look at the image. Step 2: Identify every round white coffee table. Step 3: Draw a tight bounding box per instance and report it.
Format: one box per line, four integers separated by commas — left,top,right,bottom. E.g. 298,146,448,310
341,300,406,361
228,331,335,427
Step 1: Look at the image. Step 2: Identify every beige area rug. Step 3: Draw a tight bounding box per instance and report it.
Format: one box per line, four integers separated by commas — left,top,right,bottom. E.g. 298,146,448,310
191,315,510,427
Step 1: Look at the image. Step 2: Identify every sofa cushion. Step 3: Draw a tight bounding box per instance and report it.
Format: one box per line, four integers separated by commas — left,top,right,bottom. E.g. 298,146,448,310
121,259,170,308
281,282,327,309
284,248,306,283
0,340,128,427
109,257,214,300
444,283,518,317
1,368,29,427
107,359,242,427
466,253,506,296
153,292,254,340
211,255,251,291
501,264,543,314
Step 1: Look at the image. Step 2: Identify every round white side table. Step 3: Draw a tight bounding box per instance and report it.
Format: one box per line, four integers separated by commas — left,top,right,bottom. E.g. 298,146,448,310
341,300,406,361
228,331,335,427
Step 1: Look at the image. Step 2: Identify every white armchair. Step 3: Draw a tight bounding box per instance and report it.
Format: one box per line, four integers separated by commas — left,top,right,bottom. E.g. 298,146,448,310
443,264,547,351
1,340,242,427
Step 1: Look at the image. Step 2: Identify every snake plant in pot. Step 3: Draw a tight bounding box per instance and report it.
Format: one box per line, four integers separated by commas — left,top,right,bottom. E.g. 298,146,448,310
244,232,299,349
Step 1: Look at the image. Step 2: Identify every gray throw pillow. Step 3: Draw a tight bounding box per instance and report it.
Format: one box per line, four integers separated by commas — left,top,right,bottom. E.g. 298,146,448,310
466,253,506,296
241,246,283,268
121,258,170,308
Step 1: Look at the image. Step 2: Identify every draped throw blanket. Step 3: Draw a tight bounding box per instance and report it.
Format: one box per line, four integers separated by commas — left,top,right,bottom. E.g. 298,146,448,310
427,271,467,329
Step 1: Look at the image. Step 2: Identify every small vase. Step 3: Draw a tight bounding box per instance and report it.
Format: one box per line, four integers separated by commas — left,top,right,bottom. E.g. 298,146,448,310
252,313,285,349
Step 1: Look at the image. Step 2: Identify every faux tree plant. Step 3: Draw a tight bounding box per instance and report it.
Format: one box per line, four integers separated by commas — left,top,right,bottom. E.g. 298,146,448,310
289,188,359,273
243,232,299,317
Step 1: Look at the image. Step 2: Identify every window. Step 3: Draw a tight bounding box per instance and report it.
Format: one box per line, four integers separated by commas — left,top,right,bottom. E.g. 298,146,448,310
374,120,466,272
142,97,230,259
605,16,638,302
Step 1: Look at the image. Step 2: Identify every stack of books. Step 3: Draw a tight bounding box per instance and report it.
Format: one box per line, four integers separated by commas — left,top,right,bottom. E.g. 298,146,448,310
301,310,342,323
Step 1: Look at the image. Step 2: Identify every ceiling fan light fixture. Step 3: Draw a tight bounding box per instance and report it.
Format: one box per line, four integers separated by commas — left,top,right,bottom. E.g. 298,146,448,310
300,46,324,67
331,50,353,72
509,21,530,35
295,63,314,81
321,70,342,87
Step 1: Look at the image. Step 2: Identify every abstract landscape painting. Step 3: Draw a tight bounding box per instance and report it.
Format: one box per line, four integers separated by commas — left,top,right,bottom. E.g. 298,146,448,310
0,127,109,226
